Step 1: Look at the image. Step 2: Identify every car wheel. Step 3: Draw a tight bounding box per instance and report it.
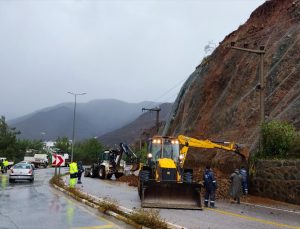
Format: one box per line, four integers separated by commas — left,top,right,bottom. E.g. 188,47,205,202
9,178,14,183
30,178,34,183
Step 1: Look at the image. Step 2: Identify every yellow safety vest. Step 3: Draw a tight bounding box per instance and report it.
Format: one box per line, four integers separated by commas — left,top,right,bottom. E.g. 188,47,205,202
69,162,78,174
3,160,9,167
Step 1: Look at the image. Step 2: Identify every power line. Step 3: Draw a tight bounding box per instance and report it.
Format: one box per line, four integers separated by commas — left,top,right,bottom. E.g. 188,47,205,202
143,78,186,109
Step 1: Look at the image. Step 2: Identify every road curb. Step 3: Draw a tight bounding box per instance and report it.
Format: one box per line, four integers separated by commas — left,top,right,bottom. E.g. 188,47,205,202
51,179,185,229
52,183,141,228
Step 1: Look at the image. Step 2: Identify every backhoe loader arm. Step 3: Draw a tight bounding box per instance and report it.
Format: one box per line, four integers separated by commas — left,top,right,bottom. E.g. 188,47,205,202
119,143,139,171
178,135,243,165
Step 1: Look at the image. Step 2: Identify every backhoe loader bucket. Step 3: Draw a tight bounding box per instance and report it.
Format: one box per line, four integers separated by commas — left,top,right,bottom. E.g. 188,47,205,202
141,181,202,209
129,162,140,172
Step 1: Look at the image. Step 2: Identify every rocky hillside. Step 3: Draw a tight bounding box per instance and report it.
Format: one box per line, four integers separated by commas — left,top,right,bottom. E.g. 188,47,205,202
163,0,300,172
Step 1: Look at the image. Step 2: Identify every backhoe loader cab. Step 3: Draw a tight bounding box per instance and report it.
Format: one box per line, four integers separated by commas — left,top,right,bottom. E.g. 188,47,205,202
138,136,202,209
148,136,180,162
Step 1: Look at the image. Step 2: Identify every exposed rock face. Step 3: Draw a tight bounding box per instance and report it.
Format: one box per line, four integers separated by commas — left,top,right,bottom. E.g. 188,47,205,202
163,0,300,172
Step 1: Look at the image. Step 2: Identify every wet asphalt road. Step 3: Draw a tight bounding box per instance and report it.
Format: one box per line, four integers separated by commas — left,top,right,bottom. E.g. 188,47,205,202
0,168,132,229
73,175,300,229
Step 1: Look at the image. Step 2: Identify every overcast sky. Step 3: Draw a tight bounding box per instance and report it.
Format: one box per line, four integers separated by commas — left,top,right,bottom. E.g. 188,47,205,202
0,0,265,119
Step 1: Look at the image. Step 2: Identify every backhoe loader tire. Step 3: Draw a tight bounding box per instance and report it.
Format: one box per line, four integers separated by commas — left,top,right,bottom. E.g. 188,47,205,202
115,173,123,179
138,170,150,199
99,166,106,179
183,171,193,184
90,167,96,178
84,169,90,177
107,174,112,179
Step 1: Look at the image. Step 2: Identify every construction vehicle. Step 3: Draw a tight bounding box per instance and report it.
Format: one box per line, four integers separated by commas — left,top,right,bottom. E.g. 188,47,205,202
138,135,242,209
84,143,139,179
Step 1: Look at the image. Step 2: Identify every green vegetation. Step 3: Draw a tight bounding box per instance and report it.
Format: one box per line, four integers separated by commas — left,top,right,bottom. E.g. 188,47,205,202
259,120,299,158
54,137,70,153
135,143,147,163
74,138,103,164
0,116,46,162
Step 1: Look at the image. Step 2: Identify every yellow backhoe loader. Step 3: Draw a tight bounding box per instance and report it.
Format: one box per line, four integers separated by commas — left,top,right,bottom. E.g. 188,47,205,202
138,135,243,209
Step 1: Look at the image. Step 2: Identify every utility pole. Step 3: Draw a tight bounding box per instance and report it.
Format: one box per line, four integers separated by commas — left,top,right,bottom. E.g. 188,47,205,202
230,42,266,149
68,92,86,162
142,107,161,134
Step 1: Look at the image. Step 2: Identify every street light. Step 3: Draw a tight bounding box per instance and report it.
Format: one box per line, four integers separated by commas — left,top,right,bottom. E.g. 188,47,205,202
68,92,86,162
230,42,266,149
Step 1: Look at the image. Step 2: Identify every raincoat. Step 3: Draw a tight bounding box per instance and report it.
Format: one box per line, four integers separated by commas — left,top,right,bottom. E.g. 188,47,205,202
229,170,243,201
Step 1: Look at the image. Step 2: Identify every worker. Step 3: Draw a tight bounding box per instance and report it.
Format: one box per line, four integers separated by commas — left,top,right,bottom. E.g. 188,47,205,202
229,169,243,204
3,159,9,173
239,166,248,195
69,161,78,188
77,161,84,184
203,165,217,208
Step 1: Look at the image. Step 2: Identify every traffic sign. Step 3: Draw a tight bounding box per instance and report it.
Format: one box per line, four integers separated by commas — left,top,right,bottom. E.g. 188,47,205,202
56,155,65,167
52,154,57,166
52,154,65,167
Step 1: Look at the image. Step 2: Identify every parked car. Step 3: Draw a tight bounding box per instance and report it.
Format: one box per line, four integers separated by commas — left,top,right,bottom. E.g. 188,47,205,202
9,163,34,183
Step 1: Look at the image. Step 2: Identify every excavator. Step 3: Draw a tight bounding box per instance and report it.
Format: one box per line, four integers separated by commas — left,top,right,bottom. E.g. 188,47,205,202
84,143,139,179
138,135,244,209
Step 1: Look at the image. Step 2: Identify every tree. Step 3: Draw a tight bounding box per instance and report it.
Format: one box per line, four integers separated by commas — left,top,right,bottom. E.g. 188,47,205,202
0,116,21,161
74,138,103,164
54,137,70,153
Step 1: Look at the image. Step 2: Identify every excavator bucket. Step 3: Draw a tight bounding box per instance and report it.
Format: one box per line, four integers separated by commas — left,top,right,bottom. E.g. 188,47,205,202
141,181,202,209
129,162,140,172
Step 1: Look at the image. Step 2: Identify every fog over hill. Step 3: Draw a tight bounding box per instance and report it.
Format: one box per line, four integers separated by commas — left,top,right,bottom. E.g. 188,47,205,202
9,99,160,140
99,103,173,146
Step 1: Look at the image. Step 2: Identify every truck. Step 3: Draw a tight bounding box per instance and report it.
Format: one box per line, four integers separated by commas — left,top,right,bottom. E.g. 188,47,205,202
23,150,49,168
84,143,139,179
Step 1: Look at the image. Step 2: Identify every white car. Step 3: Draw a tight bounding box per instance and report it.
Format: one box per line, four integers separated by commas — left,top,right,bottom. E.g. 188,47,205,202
9,163,34,183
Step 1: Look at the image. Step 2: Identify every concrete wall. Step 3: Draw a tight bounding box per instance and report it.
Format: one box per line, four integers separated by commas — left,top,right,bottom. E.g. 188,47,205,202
250,159,300,204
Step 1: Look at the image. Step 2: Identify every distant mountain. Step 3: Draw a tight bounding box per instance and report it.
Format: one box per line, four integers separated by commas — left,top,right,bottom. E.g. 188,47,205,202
9,99,158,140
98,103,173,146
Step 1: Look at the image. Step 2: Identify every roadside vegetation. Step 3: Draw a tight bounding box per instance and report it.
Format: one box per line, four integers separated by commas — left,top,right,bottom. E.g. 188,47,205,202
0,116,45,162
50,175,169,229
255,120,300,159
262,120,300,158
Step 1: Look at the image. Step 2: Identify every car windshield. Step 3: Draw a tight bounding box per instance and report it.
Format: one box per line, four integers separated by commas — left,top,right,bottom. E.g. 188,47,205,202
14,164,31,169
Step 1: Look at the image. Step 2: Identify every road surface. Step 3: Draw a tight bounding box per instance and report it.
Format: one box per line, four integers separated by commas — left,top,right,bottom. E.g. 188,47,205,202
72,175,300,229
0,168,133,229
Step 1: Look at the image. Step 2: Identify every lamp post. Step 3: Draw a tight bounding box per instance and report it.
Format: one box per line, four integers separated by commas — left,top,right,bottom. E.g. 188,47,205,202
68,92,86,162
230,42,266,149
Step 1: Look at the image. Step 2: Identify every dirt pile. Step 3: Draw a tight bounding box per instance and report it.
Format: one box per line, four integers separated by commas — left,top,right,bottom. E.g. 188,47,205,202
162,0,300,174
117,175,139,187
